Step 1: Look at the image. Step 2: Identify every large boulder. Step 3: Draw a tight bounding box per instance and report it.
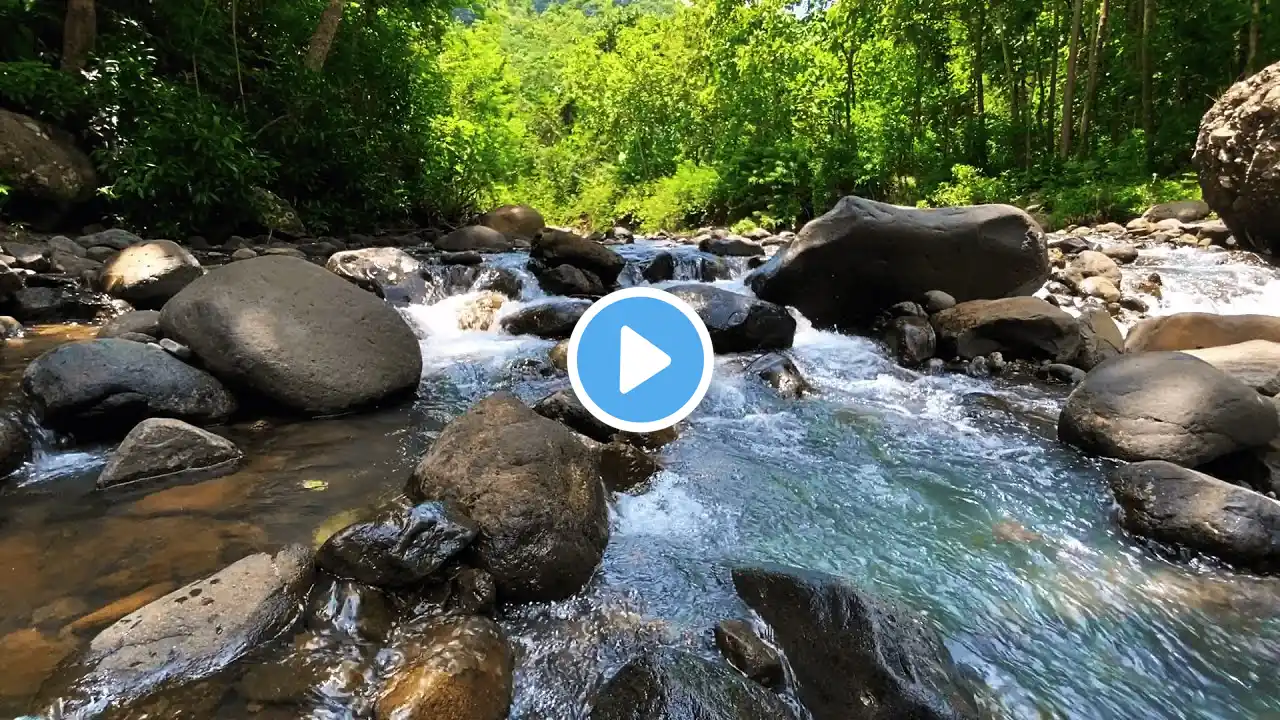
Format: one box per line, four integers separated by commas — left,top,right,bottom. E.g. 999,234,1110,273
324,247,423,301
531,261,607,297
732,564,976,720
22,339,236,436
588,650,797,720
665,284,795,353
749,197,1048,329
1142,200,1211,224
478,204,545,240
532,229,625,286
158,256,422,415
1193,61,1280,254
406,392,609,602
40,546,314,715
249,187,307,237
1181,340,1280,396
377,616,513,720
96,418,244,489
699,236,765,257
99,240,203,308
317,501,479,588
930,297,1080,363
499,298,591,340
0,108,96,211
1108,461,1280,572
1059,352,1279,466
1125,312,1280,352
436,226,516,253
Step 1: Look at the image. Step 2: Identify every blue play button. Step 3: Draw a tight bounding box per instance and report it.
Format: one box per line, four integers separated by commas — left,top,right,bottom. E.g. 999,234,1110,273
569,287,714,432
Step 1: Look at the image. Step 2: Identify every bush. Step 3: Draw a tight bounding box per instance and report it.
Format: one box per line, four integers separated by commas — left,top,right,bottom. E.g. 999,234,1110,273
634,162,720,231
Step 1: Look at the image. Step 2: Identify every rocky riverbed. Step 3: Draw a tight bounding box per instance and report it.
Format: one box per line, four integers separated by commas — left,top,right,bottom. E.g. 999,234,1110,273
2,197,1280,720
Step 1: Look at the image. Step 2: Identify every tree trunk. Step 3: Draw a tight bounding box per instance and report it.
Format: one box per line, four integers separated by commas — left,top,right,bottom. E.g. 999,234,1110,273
1047,0,1062,160
1247,0,1261,74
305,0,346,72
1141,0,1155,169
1078,0,1111,155
1060,0,1086,159
971,4,987,167
61,0,95,74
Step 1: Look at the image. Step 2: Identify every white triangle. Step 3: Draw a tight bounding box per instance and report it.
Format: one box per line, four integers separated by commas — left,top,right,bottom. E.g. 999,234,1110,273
619,325,672,395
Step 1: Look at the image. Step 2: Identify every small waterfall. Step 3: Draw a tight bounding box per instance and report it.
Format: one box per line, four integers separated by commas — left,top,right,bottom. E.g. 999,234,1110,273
14,411,104,487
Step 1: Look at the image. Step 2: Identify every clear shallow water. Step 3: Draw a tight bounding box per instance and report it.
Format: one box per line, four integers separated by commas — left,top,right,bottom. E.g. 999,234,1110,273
3,238,1280,718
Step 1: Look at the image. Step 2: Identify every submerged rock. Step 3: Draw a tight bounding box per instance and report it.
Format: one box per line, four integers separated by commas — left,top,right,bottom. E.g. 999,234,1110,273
499,298,591,340
588,649,798,720
1124,312,1280,352
732,564,977,720
407,392,609,602
376,616,513,720
931,297,1080,363
666,284,795,353
96,418,243,489
100,240,203,308
749,197,1047,329
1109,461,1280,572
317,502,479,588
159,256,422,416
714,619,783,689
1059,352,1279,466
22,339,236,436
745,352,812,398
41,546,314,715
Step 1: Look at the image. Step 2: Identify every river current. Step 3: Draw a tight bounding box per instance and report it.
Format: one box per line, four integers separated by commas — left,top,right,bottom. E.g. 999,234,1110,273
2,235,1280,718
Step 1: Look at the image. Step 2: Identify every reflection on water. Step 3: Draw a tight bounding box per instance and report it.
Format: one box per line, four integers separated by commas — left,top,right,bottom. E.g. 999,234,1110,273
1,240,1279,718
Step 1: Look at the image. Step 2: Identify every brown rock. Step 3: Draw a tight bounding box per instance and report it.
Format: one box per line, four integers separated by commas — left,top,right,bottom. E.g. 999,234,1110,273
64,582,177,636
1124,312,1280,352
0,629,75,701
376,616,512,720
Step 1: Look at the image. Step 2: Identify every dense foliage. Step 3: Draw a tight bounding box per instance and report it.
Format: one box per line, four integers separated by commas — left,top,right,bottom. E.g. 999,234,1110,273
0,0,1275,233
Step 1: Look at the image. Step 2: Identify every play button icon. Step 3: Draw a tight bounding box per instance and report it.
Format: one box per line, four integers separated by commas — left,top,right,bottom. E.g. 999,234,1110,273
569,286,714,432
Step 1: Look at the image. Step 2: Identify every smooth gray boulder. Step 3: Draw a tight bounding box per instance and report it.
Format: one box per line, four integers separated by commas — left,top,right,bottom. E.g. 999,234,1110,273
733,564,976,720
159,256,422,416
100,240,203,308
1072,308,1124,370
22,339,236,436
749,197,1048,328
1059,352,1280,466
531,229,626,286
1125,312,1280,352
96,418,243,489
666,284,795,353
1109,461,1280,572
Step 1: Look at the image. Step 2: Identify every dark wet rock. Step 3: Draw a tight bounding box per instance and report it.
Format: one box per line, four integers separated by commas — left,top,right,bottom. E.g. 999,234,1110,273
0,414,31,478
532,229,626,286
42,546,314,715
22,339,236,436
444,567,497,617
922,290,957,314
159,256,422,415
96,418,244,489
298,240,340,258
84,246,118,263
377,616,513,720
666,284,795,353
1180,340,1280,396
77,229,142,251
588,649,798,720
887,301,926,318
479,204,544,240
749,197,1047,329
1125,312,1280,352
420,264,522,302
1049,235,1092,254
324,247,421,297
699,235,765,257
306,579,395,642
437,226,515,253
1038,363,1087,385
1109,461,1280,572
100,240,203,308
237,641,364,707
931,297,1080,363
549,340,569,371
885,316,936,367
714,619,783,689
745,352,812,398
499,298,591,340
4,285,114,323
1194,219,1232,244
1119,295,1149,312
533,388,615,442
699,256,731,282
0,262,24,297
440,250,484,265
642,252,676,283
47,235,83,258
531,260,607,296
1062,250,1122,290
317,502,479,588
1102,243,1139,264
472,266,523,299
3,241,51,271
1071,308,1124,371
1059,352,1280,466
733,564,976,720
600,441,661,493
407,392,609,602
1142,200,1211,224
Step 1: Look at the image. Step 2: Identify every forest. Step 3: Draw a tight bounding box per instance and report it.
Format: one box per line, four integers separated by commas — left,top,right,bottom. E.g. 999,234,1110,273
0,0,1275,234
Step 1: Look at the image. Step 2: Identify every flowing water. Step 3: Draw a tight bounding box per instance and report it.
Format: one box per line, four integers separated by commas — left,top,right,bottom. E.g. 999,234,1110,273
3,237,1280,719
